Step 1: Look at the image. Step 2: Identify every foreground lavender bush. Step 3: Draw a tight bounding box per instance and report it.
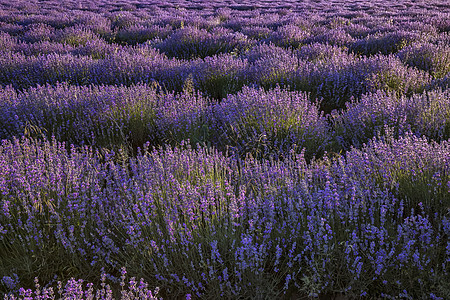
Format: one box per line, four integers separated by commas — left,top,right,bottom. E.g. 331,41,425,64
1,135,448,299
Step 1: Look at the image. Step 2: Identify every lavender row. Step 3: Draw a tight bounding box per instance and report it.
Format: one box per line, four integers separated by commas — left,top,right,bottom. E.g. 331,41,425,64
3,83,450,158
0,45,444,111
3,0,450,14
1,0,449,42
1,10,449,59
0,84,328,160
0,133,449,298
2,20,447,57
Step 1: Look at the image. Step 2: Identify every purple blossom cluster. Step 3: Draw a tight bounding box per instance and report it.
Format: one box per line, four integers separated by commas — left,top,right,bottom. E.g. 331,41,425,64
3,270,161,300
1,0,450,299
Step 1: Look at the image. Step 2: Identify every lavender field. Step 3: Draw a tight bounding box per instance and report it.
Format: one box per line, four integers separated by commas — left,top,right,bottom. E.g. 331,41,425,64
0,0,450,299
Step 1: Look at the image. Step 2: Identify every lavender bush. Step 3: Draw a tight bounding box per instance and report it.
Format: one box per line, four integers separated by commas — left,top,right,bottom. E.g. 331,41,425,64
3,272,162,300
189,53,248,100
289,53,431,111
350,31,426,56
155,26,252,59
333,89,450,149
265,24,310,48
115,24,172,45
398,42,450,79
211,86,331,159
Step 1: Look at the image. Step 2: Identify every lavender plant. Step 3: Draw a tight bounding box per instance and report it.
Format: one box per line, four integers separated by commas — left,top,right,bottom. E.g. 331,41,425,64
305,28,355,47
333,89,450,149
295,42,354,62
265,24,310,48
240,26,273,41
0,83,160,151
21,23,55,43
115,24,173,45
53,26,99,47
398,42,450,79
290,54,432,111
13,41,73,57
245,44,300,89
0,52,94,89
211,86,330,159
155,26,252,59
350,31,425,56
0,32,17,51
189,53,248,100
3,272,162,300
0,22,23,36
